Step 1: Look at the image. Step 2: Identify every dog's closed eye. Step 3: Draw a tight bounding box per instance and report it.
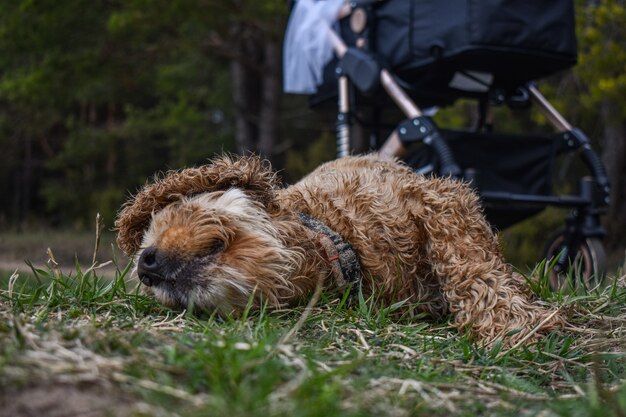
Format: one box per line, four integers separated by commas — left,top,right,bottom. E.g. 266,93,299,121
206,239,226,256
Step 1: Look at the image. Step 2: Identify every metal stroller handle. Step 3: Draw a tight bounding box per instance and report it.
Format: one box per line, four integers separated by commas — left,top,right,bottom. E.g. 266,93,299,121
581,143,610,191
328,27,462,176
527,83,572,131
528,83,611,203
567,128,611,196
397,116,462,177
423,130,463,177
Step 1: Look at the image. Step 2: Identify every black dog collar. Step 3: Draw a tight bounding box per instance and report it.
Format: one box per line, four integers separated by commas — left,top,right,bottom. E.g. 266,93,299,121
297,212,362,295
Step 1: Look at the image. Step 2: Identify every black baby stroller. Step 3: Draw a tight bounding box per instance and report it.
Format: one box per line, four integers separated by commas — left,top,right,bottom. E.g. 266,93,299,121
283,0,611,290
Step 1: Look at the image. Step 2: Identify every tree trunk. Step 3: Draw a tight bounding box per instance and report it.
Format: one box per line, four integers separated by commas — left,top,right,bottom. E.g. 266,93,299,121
231,50,256,153
600,101,626,250
228,24,281,163
257,39,279,158
22,135,33,219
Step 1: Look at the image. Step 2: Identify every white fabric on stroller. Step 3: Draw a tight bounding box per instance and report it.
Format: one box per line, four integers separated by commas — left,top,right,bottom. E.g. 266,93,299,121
283,0,344,94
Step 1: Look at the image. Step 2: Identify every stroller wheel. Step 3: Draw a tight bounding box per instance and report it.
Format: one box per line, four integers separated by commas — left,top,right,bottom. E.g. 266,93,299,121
543,232,607,291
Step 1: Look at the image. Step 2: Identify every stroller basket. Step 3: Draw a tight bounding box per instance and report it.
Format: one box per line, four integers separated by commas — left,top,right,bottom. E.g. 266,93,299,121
405,130,559,229
442,130,556,197
435,130,558,229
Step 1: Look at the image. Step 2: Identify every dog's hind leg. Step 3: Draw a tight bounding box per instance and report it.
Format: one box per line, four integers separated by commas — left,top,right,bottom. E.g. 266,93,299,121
408,178,563,344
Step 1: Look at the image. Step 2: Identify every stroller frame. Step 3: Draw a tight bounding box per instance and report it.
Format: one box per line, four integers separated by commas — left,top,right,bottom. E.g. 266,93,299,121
324,1,611,287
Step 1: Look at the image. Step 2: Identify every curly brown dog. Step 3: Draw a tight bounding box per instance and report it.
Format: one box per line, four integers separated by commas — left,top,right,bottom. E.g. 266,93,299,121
115,154,562,344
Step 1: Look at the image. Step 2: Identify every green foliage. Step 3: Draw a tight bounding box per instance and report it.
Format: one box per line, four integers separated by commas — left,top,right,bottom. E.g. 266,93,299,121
500,208,567,269
285,131,337,181
575,0,626,116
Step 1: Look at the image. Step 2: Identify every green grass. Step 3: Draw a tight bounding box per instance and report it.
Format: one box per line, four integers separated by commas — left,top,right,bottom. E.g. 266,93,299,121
0,257,625,417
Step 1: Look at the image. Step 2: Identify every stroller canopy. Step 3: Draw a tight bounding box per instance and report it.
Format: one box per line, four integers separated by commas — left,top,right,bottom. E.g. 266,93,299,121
284,0,578,99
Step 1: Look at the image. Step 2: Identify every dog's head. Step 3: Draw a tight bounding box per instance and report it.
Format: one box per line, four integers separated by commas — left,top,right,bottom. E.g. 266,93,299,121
115,155,301,313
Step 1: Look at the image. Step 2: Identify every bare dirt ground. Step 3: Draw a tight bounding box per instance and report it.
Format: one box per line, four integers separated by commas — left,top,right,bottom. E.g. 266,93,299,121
0,230,129,278
0,383,135,417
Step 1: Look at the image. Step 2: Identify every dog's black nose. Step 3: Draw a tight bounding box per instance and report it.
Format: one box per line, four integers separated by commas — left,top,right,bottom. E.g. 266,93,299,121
137,246,165,286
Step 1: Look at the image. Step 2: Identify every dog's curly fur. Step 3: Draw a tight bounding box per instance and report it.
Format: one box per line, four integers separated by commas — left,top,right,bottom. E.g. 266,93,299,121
116,154,562,344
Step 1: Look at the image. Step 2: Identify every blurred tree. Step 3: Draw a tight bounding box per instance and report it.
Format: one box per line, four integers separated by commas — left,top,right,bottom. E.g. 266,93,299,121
0,0,291,227
108,0,289,157
0,0,115,226
558,0,626,250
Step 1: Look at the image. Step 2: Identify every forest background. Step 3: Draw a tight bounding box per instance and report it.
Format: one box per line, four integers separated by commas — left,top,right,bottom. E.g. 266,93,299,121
0,0,625,268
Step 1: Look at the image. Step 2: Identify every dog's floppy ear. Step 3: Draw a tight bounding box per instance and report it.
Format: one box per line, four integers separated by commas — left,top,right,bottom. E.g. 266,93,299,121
115,154,281,256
